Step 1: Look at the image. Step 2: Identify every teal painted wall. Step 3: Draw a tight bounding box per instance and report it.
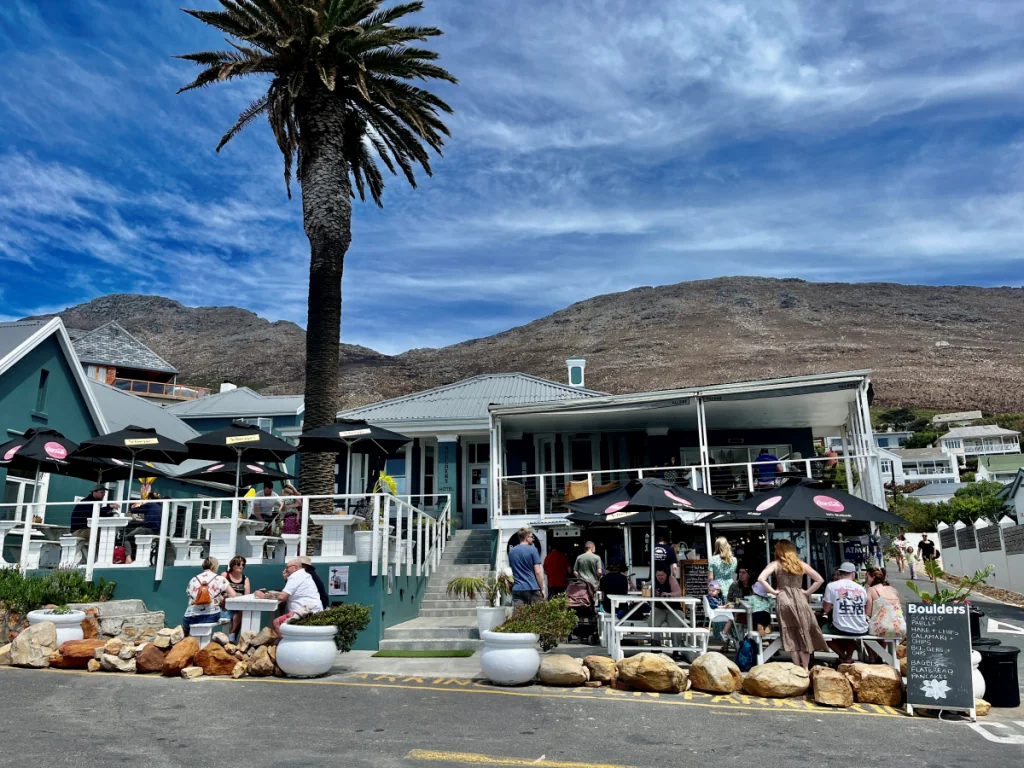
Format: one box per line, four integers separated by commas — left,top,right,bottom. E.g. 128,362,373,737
89,561,426,650
1,335,100,526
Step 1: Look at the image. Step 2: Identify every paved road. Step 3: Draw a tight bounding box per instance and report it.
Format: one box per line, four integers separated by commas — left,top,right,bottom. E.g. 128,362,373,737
1,666,1022,767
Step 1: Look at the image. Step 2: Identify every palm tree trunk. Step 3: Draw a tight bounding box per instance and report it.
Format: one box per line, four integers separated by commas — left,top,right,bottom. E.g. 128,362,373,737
298,94,352,512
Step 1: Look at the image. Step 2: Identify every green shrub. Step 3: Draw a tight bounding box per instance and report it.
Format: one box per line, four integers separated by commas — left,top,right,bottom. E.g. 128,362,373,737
292,604,372,652
495,594,578,651
0,569,115,618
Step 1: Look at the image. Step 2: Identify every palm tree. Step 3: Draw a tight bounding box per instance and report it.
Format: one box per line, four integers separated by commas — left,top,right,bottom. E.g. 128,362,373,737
177,1,455,501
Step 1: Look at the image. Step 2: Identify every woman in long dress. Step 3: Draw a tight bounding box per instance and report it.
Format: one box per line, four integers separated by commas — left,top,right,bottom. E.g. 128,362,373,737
757,539,827,669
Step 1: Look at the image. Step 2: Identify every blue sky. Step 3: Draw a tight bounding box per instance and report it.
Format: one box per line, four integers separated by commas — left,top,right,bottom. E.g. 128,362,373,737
1,1,1023,354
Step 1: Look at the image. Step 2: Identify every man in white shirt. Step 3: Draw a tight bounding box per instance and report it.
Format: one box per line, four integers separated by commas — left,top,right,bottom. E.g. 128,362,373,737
256,557,325,635
822,561,872,664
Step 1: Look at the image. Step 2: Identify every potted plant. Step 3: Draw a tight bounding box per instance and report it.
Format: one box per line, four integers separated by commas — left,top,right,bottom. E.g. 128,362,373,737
480,595,578,686
26,605,87,647
277,604,372,678
446,573,514,633
353,475,398,561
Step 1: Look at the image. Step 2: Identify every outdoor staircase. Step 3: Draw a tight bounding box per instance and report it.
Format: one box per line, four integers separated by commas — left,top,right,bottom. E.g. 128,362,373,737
379,529,493,652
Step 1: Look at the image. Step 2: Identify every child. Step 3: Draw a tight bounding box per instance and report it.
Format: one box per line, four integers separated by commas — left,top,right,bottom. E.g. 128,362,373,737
905,544,917,581
706,580,733,648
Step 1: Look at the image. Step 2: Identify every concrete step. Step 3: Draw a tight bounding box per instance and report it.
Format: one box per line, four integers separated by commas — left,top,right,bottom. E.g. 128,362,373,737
417,607,482,618
419,598,490,610
384,625,479,641
377,638,481,652
429,566,493,576
440,556,492,565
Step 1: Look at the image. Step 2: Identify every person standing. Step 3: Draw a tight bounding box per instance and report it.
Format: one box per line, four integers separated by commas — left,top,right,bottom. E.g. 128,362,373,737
905,543,919,581
573,541,604,588
893,533,907,573
757,539,826,669
508,528,545,608
708,537,738,598
916,533,937,564
653,532,679,580
250,481,280,524
822,561,872,664
543,544,571,597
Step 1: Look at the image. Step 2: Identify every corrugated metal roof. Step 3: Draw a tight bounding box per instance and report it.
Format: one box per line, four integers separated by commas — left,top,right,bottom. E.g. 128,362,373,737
73,321,178,374
889,447,949,460
0,320,49,363
942,424,1020,439
338,373,605,424
167,386,304,418
908,482,968,497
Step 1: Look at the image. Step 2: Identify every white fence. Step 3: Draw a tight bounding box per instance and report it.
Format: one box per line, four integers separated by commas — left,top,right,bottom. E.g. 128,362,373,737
0,492,451,583
935,519,1024,595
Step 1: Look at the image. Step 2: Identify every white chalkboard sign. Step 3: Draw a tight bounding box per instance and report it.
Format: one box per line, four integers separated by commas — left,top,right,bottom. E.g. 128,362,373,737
906,602,975,718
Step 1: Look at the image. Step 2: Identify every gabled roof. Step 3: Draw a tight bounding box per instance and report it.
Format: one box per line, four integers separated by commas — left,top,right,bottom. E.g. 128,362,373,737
888,447,951,461
979,454,1024,473
338,373,606,426
932,410,983,425
166,386,304,419
0,318,108,434
997,468,1024,502
908,482,968,498
941,424,1020,439
72,321,178,374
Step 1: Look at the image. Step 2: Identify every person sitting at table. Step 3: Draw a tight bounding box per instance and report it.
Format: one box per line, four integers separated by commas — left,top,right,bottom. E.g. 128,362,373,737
250,481,280,525
255,556,324,636
69,487,117,537
124,492,163,564
757,539,826,669
748,581,776,636
706,579,733,647
753,448,783,487
182,557,229,636
280,483,302,534
652,568,683,630
822,561,872,664
599,563,630,613
722,566,754,643
222,555,251,641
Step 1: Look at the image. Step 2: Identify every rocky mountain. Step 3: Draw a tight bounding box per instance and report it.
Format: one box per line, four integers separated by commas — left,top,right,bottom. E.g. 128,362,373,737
30,277,1024,412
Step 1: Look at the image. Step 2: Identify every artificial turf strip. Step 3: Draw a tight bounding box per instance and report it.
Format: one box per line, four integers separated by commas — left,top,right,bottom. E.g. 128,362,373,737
371,650,476,658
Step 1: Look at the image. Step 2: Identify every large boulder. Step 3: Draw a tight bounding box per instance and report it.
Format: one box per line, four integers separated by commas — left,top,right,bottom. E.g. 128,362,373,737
583,656,617,685
743,663,810,698
539,654,590,686
162,637,200,676
689,652,742,693
249,627,275,647
246,646,275,677
100,653,136,673
839,663,902,706
617,653,688,693
0,643,11,666
212,632,231,646
809,666,853,707
11,621,57,668
51,639,106,670
195,643,239,677
136,644,168,674
81,617,99,639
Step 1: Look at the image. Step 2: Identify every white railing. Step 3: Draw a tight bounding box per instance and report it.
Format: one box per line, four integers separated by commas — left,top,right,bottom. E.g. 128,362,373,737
497,453,878,520
0,491,451,581
963,440,1021,456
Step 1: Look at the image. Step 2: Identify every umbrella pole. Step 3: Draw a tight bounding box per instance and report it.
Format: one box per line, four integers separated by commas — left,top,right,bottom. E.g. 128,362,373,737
765,522,771,564
344,442,353,513
125,453,137,505
19,462,42,572
227,449,242,561
804,519,811,562
650,515,655,627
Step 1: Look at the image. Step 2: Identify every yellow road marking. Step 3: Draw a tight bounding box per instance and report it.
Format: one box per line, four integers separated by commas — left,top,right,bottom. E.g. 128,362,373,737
406,749,637,767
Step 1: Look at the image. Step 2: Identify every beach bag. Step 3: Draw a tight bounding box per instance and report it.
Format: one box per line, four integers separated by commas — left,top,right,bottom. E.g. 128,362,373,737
735,636,759,672
112,546,126,564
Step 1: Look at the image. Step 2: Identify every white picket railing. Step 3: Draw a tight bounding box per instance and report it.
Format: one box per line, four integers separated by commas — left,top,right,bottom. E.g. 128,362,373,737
0,491,451,581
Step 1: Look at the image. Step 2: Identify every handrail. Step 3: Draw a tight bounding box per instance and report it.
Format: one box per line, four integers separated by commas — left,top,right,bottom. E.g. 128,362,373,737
113,377,213,400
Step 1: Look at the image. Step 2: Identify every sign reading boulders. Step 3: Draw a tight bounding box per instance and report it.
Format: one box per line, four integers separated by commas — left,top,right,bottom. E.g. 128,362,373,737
905,602,975,719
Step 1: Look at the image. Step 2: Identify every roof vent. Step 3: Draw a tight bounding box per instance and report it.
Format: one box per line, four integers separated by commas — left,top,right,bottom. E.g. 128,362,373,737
220,381,237,393
566,358,586,388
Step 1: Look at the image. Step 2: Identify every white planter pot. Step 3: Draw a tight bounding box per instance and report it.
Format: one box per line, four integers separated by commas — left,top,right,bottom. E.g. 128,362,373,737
972,650,985,699
354,530,374,562
27,610,86,648
276,622,338,678
476,606,510,634
480,630,540,686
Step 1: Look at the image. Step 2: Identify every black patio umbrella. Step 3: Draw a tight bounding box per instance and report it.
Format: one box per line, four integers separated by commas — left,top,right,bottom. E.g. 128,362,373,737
298,419,410,495
73,426,189,502
65,455,171,485
185,421,296,495
178,460,294,488
566,478,742,587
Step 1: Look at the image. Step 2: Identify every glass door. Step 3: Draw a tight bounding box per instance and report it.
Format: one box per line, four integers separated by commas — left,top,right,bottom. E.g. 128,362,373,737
468,462,490,528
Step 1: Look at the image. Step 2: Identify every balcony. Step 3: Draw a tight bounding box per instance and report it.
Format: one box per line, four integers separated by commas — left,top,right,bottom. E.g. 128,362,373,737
962,439,1020,457
113,378,213,401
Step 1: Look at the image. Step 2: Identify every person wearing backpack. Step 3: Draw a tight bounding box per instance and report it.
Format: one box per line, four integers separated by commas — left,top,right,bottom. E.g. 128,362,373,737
183,557,229,636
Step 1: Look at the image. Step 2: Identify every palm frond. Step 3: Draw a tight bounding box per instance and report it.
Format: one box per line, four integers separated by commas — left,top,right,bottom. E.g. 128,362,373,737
216,94,271,151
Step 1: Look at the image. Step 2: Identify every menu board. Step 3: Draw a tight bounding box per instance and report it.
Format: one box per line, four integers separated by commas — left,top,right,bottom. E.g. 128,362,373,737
939,528,957,551
682,560,709,598
977,526,1002,553
906,602,974,714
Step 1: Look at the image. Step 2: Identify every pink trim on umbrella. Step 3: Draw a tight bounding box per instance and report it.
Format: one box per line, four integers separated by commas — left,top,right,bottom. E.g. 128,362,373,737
604,501,630,515
813,495,844,513
246,464,265,473
664,490,693,507
44,442,68,460
3,445,22,462
204,463,226,473
756,495,782,512
111,458,125,466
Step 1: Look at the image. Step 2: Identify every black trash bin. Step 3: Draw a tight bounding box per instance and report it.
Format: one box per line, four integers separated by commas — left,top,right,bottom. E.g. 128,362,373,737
977,645,1021,708
969,607,984,640
972,637,1001,651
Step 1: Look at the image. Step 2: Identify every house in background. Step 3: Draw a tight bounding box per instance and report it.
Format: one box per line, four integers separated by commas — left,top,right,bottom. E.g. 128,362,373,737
825,430,912,452
939,425,1021,466
907,482,968,505
932,411,983,428
878,447,961,486
167,383,305,477
71,321,211,403
996,469,1024,525
977,454,1024,484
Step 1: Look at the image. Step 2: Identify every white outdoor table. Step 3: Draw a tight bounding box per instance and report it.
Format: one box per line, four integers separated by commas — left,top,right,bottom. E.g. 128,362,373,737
0,521,20,568
0,523,66,568
309,514,359,563
88,517,130,567
607,595,708,661
224,596,280,634
199,519,261,561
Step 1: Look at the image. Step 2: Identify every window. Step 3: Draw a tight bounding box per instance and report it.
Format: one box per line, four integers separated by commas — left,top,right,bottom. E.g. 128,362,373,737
385,456,407,495
238,417,272,432
35,369,49,413
467,442,490,464
3,468,36,522
880,460,891,474
423,444,436,501
877,437,889,447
